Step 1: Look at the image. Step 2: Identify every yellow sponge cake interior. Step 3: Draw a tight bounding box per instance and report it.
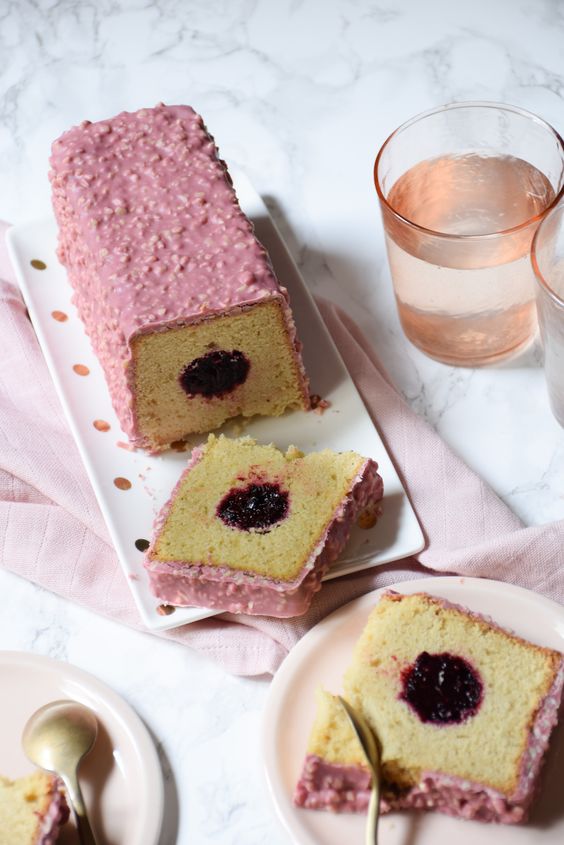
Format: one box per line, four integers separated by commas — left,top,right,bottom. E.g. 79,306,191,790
151,434,368,582
0,771,68,843
344,592,562,795
132,300,307,448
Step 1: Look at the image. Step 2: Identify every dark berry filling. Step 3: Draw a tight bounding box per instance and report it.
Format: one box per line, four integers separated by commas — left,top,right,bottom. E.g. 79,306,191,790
217,483,289,532
400,651,483,725
179,349,249,398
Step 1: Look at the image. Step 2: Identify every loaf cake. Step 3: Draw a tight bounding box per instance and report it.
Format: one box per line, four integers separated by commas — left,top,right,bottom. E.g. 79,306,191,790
295,591,564,823
0,771,69,844
49,104,309,451
145,434,383,617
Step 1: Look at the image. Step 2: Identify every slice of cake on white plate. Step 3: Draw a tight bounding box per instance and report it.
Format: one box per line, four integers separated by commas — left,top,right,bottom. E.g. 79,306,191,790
294,591,564,823
0,771,69,844
144,434,384,617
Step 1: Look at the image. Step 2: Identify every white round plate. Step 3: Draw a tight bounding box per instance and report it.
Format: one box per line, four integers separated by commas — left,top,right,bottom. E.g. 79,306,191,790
0,651,163,845
263,576,564,845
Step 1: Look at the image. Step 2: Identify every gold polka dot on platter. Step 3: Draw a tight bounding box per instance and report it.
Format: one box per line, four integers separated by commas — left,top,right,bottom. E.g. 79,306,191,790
157,604,176,616
72,364,90,376
135,538,150,552
30,259,47,270
51,310,68,322
113,477,132,491
93,419,110,432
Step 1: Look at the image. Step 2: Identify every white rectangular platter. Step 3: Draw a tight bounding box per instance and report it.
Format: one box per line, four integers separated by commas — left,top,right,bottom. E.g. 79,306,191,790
6,172,424,631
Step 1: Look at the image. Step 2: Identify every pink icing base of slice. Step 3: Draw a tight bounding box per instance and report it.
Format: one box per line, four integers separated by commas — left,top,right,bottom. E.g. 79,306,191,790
36,779,70,845
301,764,534,823
147,557,322,617
145,457,383,617
294,754,371,812
293,754,532,823
294,659,564,824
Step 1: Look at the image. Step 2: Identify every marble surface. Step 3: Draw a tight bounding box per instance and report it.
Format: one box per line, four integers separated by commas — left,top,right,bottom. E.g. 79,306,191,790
1,0,564,843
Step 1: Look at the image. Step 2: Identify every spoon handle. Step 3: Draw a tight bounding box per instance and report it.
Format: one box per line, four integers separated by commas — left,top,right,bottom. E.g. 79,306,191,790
366,777,380,845
75,811,98,845
62,771,98,845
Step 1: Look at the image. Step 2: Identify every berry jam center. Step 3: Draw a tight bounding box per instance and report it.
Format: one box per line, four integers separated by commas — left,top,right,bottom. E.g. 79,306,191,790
400,651,483,725
179,349,249,398
217,483,289,532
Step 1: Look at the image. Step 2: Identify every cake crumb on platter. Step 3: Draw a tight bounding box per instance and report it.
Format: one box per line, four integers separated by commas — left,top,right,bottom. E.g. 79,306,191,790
310,394,331,415
116,440,136,451
357,504,383,529
170,440,189,452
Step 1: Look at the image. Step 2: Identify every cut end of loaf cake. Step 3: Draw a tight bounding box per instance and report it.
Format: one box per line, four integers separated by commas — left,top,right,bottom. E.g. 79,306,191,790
145,434,384,617
131,298,309,451
0,771,69,844
295,591,564,823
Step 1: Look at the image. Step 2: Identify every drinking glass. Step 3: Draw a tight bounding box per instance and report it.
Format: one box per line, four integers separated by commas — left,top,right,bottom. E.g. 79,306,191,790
532,202,564,426
374,102,564,366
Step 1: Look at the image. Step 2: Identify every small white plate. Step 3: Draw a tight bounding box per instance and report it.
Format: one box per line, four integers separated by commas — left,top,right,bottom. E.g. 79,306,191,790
6,172,423,631
0,651,163,845
263,576,564,845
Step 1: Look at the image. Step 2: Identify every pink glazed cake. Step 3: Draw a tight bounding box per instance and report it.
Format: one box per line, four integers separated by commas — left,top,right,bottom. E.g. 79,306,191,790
49,104,309,451
0,771,69,843
144,435,384,617
295,592,564,823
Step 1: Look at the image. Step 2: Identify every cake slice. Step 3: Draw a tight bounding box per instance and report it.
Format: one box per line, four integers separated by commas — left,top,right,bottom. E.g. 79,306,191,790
0,771,69,844
295,591,564,823
49,104,309,451
144,435,383,617
294,687,373,812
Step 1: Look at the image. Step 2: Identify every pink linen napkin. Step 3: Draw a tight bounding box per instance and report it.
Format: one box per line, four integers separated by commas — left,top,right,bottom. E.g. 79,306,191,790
2,222,564,676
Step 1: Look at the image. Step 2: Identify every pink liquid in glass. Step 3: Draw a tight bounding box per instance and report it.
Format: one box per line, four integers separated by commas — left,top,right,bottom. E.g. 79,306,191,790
384,153,555,365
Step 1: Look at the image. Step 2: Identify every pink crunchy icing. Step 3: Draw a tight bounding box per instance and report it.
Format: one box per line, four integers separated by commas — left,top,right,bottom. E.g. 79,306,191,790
36,777,69,845
294,754,371,812
145,452,384,617
49,104,308,448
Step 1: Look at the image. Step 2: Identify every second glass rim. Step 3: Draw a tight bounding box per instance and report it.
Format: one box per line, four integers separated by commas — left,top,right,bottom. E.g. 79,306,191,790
374,100,564,242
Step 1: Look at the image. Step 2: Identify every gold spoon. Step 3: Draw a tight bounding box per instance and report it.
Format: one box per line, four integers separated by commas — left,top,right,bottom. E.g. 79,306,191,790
338,696,381,845
22,700,99,845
